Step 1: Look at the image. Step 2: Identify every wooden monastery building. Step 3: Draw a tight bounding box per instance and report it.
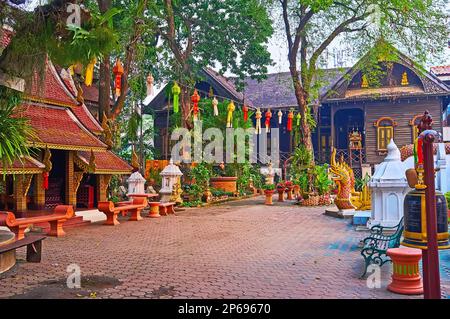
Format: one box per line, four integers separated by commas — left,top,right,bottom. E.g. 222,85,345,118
147,44,450,177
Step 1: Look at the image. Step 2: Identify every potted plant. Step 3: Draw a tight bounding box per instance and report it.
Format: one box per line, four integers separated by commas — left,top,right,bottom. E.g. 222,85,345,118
263,184,275,205
285,180,294,200
276,181,286,202
210,163,238,193
314,164,333,206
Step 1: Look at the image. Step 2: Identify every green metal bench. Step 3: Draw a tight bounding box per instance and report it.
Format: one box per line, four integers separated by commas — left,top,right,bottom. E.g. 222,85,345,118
360,217,404,278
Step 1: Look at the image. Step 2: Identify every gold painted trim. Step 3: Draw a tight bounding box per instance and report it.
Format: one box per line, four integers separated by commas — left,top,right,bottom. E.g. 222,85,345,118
1,169,43,175
27,142,106,152
24,95,77,109
94,170,131,175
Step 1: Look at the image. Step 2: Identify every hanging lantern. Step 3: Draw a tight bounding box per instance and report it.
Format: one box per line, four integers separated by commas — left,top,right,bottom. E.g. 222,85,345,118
296,112,301,127
287,110,294,132
278,110,283,125
227,101,235,128
84,58,96,87
42,146,52,190
255,108,262,135
212,97,219,116
146,73,154,97
265,109,272,133
243,105,249,122
172,82,181,113
113,58,124,97
209,86,214,97
191,89,201,121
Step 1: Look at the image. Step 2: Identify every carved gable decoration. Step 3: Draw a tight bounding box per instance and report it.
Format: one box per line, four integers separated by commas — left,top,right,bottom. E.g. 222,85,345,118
321,44,450,102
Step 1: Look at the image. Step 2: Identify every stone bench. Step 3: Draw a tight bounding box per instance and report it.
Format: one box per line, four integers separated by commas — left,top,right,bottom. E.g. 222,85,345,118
0,206,74,240
98,198,148,226
0,234,46,264
148,202,176,216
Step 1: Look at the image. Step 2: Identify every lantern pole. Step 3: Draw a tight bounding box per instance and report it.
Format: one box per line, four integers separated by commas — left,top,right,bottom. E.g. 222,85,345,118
419,112,441,299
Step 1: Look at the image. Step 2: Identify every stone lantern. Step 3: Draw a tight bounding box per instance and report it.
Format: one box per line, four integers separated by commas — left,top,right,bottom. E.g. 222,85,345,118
159,159,183,203
368,139,410,227
127,171,146,195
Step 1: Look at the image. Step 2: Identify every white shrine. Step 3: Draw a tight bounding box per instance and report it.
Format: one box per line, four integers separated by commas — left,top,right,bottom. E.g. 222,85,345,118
159,159,183,202
368,140,410,227
127,171,146,195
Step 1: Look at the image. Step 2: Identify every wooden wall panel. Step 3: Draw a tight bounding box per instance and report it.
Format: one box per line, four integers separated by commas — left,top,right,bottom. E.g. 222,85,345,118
363,97,442,164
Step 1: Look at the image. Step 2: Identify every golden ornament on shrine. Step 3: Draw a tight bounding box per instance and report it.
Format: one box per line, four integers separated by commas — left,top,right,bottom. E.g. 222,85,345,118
361,74,369,88
401,71,409,86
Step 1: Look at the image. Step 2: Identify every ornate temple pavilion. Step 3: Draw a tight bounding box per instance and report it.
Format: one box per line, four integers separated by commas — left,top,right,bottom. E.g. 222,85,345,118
0,30,132,214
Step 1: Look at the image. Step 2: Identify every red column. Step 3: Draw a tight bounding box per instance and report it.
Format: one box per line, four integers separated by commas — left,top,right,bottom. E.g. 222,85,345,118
421,131,441,299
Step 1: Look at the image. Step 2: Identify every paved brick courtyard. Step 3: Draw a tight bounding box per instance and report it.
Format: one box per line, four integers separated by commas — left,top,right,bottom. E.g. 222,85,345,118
0,197,449,299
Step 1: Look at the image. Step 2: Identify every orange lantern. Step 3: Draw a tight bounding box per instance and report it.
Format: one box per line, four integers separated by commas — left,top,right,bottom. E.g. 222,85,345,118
287,110,294,131
265,109,272,133
113,58,124,97
191,89,200,121
243,105,249,122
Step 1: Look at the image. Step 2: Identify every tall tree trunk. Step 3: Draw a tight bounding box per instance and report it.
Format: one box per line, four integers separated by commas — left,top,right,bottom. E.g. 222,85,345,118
290,69,313,154
180,84,193,130
98,55,111,121
97,0,112,122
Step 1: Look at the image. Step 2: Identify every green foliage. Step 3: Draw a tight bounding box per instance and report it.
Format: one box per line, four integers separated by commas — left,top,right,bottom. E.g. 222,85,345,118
445,192,450,211
183,184,204,201
189,162,212,190
150,0,273,88
236,161,263,193
0,87,36,170
262,184,275,191
180,199,203,207
313,164,332,196
0,5,119,78
355,173,371,192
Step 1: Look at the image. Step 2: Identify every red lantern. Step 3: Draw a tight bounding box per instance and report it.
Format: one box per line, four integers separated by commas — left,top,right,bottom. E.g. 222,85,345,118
287,110,294,132
113,58,124,97
243,105,249,122
43,172,49,190
265,109,272,133
191,89,200,120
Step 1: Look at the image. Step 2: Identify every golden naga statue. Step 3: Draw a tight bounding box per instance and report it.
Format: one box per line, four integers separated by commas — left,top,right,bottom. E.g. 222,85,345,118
330,148,372,211
329,148,356,210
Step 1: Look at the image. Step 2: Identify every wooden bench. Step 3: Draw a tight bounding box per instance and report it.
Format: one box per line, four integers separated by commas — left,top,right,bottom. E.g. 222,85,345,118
0,235,46,263
360,217,404,278
148,202,176,216
98,197,148,226
0,206,74,240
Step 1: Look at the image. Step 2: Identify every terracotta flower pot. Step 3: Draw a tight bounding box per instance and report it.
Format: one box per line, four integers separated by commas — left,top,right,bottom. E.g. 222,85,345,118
210,177,237,193
264,190,274,205
277,189,285,202
286,186,294,200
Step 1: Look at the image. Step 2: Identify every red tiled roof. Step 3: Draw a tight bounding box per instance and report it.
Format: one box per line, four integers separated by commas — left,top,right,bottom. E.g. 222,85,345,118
0,28,13,49
71,103,103,134
431,65,450,75
0,156,45,174
17,103,107,151
42,64,103,134
28,62,79,108
77,150,132,174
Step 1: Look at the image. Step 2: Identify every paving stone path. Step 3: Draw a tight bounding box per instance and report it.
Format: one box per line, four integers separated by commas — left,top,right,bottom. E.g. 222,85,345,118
1,197,449,299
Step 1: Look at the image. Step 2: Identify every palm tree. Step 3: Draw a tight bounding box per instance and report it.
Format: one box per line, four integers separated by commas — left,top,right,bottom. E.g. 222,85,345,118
0,87,35,170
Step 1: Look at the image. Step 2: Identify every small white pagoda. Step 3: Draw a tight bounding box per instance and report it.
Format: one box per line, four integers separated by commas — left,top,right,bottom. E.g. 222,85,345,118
368,139,410,227
127,171,146,195
159,159,183,202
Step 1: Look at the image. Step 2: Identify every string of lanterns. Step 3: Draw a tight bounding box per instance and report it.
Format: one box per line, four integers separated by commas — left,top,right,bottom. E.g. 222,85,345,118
70,56,305,134
170,82,303,134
